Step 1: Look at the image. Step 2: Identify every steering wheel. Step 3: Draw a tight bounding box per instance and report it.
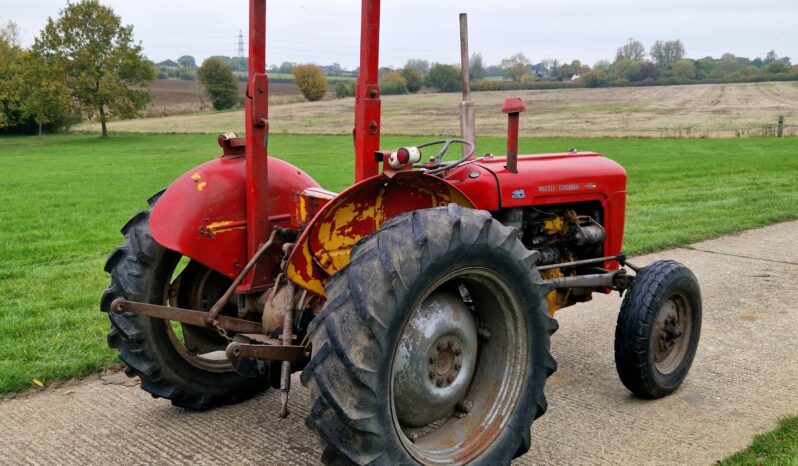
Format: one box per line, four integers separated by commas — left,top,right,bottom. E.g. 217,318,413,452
412,138,476,175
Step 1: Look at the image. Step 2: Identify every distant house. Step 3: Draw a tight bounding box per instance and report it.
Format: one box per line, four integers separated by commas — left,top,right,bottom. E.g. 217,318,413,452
570,74,581,81
156,59,180,70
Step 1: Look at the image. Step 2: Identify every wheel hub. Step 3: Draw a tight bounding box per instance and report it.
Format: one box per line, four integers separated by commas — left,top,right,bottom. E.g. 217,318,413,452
652,296,691,374
428,338,465,387
393,289,478,427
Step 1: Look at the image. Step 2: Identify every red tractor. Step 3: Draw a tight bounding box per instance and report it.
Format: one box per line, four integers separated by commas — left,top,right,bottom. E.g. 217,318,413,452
102,1,702,464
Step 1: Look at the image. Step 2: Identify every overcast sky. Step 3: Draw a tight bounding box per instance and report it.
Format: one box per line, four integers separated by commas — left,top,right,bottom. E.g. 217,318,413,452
4,0,797,68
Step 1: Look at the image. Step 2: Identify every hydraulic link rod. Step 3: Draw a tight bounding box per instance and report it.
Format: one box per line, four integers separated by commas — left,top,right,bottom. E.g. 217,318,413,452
110,299,263,335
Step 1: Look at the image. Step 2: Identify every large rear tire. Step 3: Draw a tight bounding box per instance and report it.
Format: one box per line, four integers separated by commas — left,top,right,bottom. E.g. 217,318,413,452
100,193,269,410
301,205,558,465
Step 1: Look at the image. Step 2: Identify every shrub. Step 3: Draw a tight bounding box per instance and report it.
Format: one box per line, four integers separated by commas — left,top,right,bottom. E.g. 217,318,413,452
335,81,355,98
670,59,697,80
293,64,328,101
474,79,501,91
424,64,461,92
197,57,241,110
399,66,423,93
380,71,408,95
613,78,630,87
581,70,607,88
766,61,789,74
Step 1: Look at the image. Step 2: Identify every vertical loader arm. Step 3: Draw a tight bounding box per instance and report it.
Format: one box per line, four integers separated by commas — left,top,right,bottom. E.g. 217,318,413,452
354,0,382,182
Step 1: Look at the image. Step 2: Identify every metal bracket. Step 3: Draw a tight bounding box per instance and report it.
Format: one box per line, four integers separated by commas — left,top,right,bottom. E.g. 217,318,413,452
110,299,264,335
250,73,269,128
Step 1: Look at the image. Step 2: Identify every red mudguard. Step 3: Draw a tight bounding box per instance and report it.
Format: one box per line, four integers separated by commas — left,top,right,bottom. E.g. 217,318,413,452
150,155,320,281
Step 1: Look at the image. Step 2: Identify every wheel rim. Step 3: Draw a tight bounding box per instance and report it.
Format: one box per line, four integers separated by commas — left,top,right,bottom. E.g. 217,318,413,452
651,291,692,375
164,260,235,373
390,268,529,464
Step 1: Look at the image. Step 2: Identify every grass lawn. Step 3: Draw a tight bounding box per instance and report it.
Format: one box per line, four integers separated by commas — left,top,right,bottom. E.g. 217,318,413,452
0,134,797,396
721,417,798,465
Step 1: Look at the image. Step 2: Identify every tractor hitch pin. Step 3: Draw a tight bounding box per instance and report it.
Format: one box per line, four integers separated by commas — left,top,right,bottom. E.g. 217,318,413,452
204,229,280,336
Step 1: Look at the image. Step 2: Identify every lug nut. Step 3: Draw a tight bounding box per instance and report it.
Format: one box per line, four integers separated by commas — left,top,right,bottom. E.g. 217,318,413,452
447,374,454,383
437,342,446,351
454,362,461,371
436,379,445,387
429,356,435,364
428,370,435,380
453,347,462,356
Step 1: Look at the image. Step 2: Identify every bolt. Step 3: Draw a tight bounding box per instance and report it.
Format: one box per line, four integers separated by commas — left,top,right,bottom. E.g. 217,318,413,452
447,374,455,383
454,362,461,371
453,346,462,356
436,379,445,387
429,356,436,364
455,399,473,418
437,342,446,351
428,370,435,380
447,340,455,350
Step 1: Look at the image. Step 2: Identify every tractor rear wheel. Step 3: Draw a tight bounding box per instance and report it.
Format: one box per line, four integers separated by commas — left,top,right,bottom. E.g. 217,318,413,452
301,205,558,465
100,193,270,410
614,260,702,399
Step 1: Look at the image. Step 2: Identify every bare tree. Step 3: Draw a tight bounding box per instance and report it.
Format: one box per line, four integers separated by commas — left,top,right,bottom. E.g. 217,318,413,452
616,38,646,62
650,40,685,68
469,53,485,80
501,52,531,82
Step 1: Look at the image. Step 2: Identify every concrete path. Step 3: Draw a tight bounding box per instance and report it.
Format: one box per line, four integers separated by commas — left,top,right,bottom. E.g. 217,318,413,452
2,222,797,465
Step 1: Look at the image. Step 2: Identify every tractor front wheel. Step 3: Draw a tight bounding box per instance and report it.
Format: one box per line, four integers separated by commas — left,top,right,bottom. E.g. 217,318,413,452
301,205,558,465
614,260,702,399
100,193,270,410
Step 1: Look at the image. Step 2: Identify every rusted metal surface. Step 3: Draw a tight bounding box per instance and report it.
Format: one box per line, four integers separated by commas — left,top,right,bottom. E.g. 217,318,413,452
393,289,478,427
459,13,476,157
205,229,279,333
242,0,271,291
537,254,626,271
110,299,263,335
543,269,627,290
502,97,526,174
285,171,474,296
652,292,692,374
224,342,307,364
278,280,296,418
354,0,382,182
394,268,528,464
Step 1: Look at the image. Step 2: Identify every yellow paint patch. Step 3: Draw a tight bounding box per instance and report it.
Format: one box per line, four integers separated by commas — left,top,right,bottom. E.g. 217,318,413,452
197,181,207,191
191,172,201,181
206,220,245,234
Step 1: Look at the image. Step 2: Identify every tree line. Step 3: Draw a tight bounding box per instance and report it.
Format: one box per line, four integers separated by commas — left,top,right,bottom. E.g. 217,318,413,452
3,1,797,135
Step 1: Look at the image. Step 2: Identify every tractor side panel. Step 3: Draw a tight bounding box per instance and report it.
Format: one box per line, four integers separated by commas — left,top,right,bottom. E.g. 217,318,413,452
443,164,501,211
477,152,628,262
150,155,320,279
286,171,475,296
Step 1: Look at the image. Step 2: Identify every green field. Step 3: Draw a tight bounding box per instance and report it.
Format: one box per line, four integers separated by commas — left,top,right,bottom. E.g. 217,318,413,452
1,134,797,397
